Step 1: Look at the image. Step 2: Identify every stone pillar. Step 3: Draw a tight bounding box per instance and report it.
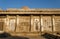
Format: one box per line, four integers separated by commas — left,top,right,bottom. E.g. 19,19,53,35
52,15,55,33
30,15,33,32
5,15,9,32
16,15,19,32
3,16,7,32
41,15,43,32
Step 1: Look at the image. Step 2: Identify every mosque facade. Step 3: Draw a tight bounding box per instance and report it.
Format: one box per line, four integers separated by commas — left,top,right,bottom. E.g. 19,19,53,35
0,7,60,36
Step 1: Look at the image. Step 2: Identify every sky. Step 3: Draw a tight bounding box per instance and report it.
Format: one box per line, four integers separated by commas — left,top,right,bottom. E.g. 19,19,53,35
0,0,60,10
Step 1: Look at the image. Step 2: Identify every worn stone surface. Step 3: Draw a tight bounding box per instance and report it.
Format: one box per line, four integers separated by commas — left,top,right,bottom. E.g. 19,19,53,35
0,8,60,36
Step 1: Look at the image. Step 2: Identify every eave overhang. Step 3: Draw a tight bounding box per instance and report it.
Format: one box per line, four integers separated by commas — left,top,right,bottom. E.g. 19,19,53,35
0,8,60,14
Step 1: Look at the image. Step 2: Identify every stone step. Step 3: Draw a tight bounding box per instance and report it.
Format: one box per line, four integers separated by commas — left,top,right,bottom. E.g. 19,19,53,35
26,36,46,39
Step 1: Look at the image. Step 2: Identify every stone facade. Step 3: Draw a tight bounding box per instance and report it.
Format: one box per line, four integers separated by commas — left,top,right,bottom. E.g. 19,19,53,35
0,7,60,36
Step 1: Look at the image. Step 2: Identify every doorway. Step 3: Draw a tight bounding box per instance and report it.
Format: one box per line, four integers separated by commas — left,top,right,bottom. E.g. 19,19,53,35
31,16,41,32
41,16,52,33
6,16,16,32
